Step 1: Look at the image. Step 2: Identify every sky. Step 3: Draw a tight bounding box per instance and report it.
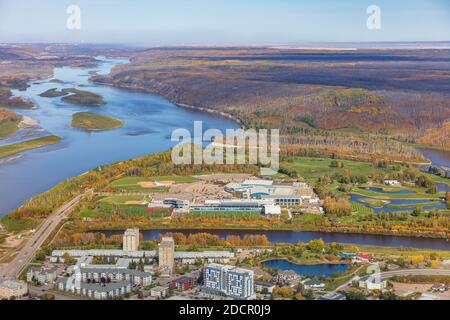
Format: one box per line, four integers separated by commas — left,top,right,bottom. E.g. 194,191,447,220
0,0,449,44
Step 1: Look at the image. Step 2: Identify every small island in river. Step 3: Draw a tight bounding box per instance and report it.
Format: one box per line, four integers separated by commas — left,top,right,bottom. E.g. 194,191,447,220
39,88,106,106
71,112,123,131
39,88,69,98
61,88,106,106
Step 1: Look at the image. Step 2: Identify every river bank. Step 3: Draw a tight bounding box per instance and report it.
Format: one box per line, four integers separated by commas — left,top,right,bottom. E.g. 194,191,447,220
98,228,450,250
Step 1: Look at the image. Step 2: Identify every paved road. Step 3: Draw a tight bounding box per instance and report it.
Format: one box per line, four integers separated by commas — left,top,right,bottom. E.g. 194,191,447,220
335,268,450,292
0,191,90,280
28,285,82,300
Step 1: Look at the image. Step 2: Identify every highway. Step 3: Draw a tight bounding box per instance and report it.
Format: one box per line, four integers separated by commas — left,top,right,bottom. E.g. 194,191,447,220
0,191,90,280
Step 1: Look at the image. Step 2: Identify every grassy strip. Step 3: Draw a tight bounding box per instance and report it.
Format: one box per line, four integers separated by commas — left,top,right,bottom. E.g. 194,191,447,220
71,112,123,131
0,119,20,138
351,202,374,215
387,202,442,209
351,188,440,200
0,135,61,159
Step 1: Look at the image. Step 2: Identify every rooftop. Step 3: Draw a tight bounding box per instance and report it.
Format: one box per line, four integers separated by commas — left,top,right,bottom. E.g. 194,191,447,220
80,281,131,293
151,286,169,292
0,280,27,290
80,267,151,277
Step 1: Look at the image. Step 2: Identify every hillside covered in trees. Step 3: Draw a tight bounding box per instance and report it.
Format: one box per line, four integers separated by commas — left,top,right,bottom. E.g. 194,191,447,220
93,47,450,160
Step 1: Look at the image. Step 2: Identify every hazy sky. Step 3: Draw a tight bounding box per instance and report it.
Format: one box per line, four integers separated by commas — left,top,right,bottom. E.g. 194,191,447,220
0,0,449,44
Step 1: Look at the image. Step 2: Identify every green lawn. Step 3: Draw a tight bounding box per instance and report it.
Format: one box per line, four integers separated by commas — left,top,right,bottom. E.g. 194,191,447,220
351,201,375,215
359,199,389,208
282,156,384,180
387,201,442,209
0,119,20,138
351,187,441,200
71,112,123,131
0,135,61,159
110,175,198,192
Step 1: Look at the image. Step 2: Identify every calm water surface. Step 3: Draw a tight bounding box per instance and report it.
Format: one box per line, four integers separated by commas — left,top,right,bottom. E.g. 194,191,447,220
262,259,350,277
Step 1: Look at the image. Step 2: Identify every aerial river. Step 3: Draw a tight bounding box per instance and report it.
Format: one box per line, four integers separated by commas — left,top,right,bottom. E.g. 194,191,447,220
0,56,239,216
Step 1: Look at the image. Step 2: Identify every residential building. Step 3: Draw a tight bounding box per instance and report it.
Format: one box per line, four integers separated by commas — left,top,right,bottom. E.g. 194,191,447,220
57,277,131,300
150,286,169,298
123,228,140,252
203,263,255,300
358,275,387,291
170,276,196,291
0,280,28,300
26,266,58,284
275,270,300,286
159,237,175,276
255,281,275,294
79,268,152,286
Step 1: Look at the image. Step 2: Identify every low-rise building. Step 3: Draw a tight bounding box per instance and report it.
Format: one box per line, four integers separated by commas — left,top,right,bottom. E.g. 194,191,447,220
302,279,325,291
318,292,346,300
150,286,169,298
170,276,197,291
0,280,28,300
255,281,275,294
80,267,152,286
358,275,387,291
57,278,131,300
26,266,58,285
384,180,401,186
275,270,300,286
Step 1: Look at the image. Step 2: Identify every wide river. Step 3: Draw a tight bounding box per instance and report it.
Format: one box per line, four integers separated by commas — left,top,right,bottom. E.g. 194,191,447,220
0,57,239,216
103,229,450,250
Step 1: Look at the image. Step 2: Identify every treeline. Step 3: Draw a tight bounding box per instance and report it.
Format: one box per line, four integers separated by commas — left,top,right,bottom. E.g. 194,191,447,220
161,232,271,247
53,230,271,248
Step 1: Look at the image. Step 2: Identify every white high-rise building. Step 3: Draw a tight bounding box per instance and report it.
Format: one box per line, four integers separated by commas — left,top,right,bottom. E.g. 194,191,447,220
203,263,255,299
123,228,140,252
